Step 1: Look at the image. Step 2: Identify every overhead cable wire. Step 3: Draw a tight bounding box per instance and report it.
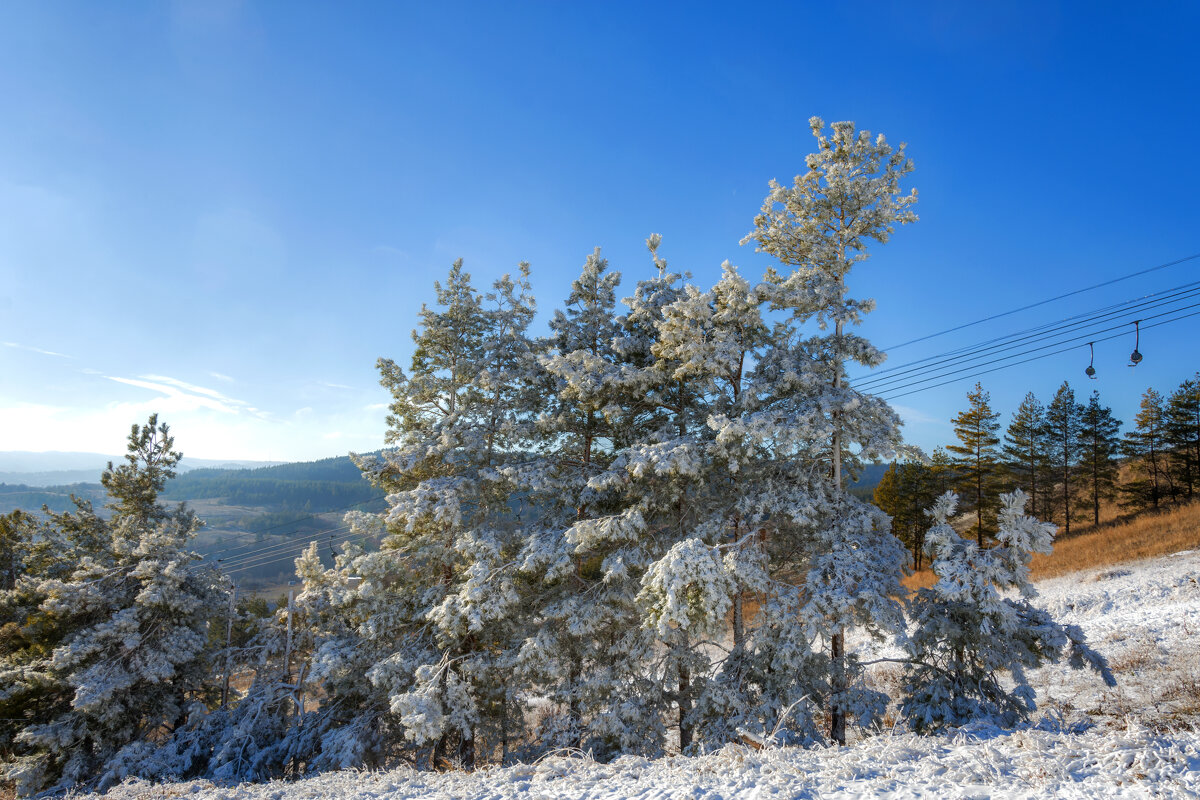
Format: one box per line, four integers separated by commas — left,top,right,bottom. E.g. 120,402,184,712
199,521,358,572
856,278,1200,386
197,493,386,563
217,529,369,576
878,307,1200,401
855,286,1200,392
873,301,1200,397
881,251,1200,351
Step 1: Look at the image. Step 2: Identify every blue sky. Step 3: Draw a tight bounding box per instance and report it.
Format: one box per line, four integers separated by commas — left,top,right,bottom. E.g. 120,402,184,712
2,1,1198,462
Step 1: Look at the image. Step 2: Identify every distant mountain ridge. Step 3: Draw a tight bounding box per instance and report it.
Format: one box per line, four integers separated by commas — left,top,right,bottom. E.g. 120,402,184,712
0,451,286,487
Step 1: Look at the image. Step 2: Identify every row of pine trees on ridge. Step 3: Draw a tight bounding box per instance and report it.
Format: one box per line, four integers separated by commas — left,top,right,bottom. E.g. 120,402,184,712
875,376,1200,569
1,119,1119,795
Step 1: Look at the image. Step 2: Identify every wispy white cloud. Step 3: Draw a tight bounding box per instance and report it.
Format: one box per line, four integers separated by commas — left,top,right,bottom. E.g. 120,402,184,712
140,374,244,404
3,341,73,359
105,375,247,415
209,371,234,382
316,380,355,390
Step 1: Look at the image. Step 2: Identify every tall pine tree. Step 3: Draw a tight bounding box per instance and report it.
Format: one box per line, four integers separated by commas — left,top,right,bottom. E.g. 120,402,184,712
1121,387,1170,511
1002,392,1049,520
1164,375,1200,501
741,115,916,745
1045,382,1083,535
1077,391,1122,526
946,383,1002,546
1,416,223,795
351,261,538,769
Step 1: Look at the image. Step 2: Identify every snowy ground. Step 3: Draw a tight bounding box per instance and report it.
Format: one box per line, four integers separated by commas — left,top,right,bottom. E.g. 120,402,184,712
85,551,1200,799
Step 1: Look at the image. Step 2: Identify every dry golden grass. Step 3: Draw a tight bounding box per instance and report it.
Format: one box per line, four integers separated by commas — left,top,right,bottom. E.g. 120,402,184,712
1031,499,1200,579
902,498,1200,590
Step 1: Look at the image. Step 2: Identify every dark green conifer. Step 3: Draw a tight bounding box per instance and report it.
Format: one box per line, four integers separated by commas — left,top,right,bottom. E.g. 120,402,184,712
945,383,1002,546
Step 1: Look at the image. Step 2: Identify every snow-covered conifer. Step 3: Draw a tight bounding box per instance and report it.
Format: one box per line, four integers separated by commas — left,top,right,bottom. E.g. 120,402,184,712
740,116,917,744
901,490,1115,731
512,248,665,757
350,261,538,768
1,416,224,795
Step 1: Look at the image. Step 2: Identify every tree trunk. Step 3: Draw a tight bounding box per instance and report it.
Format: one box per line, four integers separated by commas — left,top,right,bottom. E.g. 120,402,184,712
830,308,847,746
831,630,846,745
678,659,692,751
976,452,984,547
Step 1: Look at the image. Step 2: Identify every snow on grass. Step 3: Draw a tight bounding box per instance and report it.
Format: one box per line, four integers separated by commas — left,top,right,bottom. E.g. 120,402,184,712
84,551,1200,799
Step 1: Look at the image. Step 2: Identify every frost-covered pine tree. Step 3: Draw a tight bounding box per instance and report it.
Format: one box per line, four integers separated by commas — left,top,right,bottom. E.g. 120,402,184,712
741,116,917,745
525,237,700,754
1,416,224,795
628,258,763,744
350,261,538,769
901,490,1115,731
513,247,667,757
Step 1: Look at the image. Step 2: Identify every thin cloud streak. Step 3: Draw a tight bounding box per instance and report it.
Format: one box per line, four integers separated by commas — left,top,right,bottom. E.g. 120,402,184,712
105,376,243,415
3,341,73,359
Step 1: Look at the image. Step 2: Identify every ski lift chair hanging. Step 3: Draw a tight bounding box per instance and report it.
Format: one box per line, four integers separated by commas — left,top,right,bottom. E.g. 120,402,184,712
1129,320,1143,367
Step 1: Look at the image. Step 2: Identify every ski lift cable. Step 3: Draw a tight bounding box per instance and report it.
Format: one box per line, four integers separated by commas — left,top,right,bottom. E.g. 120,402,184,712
853,281,1200,387
879,307,1200,401
856,289,1200,390
857,279,1200,383
881,250,1200,352
853,288,1200,391
870,276,1200,371
872,300,1200,397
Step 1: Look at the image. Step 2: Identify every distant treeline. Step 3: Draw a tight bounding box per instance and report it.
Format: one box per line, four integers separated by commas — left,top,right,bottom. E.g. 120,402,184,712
161,456,385,511
0,484,107,515
874,375,1199,569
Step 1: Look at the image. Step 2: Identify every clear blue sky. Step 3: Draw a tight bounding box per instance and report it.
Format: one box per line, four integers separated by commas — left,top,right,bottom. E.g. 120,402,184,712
2,1,1198,462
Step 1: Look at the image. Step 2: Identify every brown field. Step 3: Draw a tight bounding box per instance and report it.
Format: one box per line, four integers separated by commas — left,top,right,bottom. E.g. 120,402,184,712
903,498,1200,590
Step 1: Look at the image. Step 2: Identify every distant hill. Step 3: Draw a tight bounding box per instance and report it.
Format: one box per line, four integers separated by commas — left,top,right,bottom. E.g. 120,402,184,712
0,482,108,514
0,451,283,487
0,454,387,592
161,455,383,511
